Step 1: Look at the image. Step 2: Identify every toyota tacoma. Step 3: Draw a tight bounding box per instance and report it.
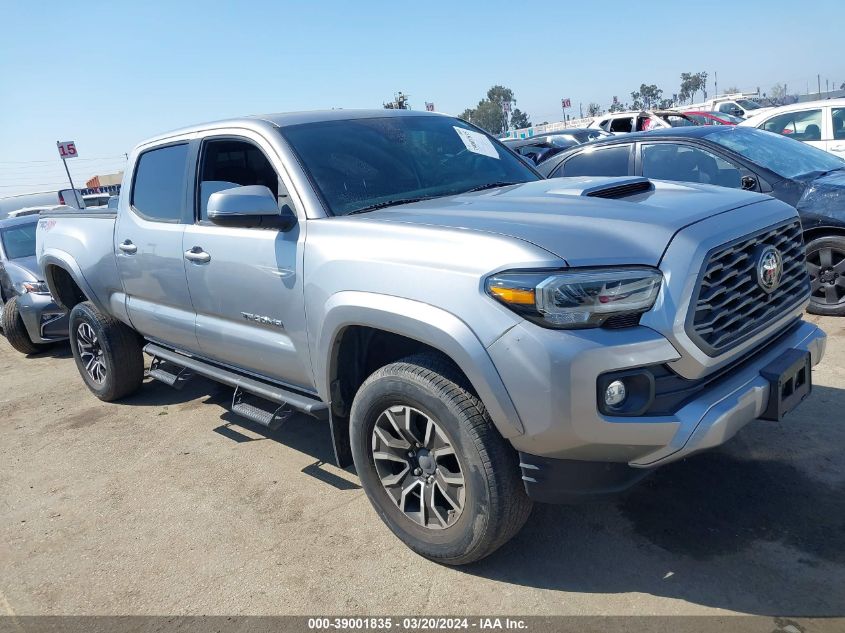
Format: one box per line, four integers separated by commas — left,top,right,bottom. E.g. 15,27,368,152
36,109,826,564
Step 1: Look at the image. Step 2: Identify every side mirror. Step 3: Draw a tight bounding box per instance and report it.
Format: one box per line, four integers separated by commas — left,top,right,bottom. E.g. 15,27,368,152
732,108,744,118
741,175,758,191
207,185,296,231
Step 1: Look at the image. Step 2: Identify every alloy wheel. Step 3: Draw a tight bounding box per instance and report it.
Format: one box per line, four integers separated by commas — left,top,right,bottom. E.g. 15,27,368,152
76,322,106,384
807,245,845,306
371,405,465,530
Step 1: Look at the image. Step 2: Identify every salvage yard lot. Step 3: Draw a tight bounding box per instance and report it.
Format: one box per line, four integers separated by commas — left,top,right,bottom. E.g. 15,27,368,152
1,315,843,617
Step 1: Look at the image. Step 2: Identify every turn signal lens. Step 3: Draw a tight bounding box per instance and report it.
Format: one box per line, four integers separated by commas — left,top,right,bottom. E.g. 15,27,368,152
488,286,535,305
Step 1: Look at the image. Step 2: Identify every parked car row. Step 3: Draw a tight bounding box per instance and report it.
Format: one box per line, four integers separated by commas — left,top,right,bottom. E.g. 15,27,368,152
1,108,833,566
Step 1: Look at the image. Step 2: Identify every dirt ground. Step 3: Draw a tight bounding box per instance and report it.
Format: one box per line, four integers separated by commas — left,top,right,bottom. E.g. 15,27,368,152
1,315,843,618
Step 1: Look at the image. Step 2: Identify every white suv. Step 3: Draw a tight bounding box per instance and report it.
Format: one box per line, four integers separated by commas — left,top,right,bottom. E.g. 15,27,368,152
739,98,845,159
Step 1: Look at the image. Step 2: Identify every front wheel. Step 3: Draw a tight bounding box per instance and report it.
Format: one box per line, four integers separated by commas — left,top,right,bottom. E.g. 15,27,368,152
350,353,532,565
1,295,44,355
68,301,144,401
806,236,845,316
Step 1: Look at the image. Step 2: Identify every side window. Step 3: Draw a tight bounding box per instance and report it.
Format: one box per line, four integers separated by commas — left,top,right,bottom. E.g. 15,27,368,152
642,143,741,188
131,144,189,222
761,109,823,141
718,102,737,114
833,108,845,140
609,117,633,133
197,139,283,221
559,146,631,177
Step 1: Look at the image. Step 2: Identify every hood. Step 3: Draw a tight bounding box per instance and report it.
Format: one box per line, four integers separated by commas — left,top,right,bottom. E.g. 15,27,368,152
795,169,845,222
358,178,769,266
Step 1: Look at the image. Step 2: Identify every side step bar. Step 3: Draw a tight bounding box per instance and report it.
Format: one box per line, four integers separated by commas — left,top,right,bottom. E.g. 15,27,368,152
144,343,329,420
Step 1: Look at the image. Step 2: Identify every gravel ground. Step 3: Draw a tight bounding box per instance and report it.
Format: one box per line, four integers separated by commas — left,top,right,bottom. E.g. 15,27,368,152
1,315,843,618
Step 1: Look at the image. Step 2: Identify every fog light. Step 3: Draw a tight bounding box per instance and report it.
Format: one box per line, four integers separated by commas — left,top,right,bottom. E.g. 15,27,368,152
604,380,627,407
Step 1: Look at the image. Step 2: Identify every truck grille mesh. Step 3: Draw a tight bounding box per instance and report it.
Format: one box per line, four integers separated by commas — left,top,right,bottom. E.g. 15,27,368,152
688,220,808,355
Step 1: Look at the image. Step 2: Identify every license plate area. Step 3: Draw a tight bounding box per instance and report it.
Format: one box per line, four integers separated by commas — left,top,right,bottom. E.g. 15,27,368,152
759,348,812,421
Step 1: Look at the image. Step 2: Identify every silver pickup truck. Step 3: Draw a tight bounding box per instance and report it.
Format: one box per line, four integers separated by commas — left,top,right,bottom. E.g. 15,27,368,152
37,109,826,564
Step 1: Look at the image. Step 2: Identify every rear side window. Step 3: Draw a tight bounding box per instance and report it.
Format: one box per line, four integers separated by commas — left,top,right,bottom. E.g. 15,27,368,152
558,146,631,177
609,117,633,133
761,109,823,141
131,144,189,222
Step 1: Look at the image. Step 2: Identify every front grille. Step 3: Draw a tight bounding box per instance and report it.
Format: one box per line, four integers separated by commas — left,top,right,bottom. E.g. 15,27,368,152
687,220,808,356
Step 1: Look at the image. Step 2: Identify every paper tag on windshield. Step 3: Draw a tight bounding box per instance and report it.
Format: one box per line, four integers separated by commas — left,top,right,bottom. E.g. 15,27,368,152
454,127,499,159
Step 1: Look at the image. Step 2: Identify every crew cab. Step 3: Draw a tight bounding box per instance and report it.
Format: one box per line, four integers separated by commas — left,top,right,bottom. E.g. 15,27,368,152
37,110,826,564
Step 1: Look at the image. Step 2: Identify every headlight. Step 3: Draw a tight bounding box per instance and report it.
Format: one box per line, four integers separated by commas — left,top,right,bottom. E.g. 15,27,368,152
486,267,662,329
17,281,51,295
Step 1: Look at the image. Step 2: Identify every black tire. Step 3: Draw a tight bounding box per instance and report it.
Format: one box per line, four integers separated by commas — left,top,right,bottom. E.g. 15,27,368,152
1,295,44,355
806,236,845,316
350,352,532,565
68,301,144,401
2,297,45,355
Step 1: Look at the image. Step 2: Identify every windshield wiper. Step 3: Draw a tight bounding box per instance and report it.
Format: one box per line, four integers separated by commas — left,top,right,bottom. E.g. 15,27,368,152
462,181,521,194
346,196,436,215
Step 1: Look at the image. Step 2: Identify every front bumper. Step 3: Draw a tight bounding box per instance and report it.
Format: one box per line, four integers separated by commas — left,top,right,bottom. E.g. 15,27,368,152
16,292,68,343
489,318,826,499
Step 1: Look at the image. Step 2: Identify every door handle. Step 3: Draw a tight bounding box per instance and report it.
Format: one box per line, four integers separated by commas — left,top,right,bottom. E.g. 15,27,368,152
831,145,845,152
118,240,137,254
184,246,211,264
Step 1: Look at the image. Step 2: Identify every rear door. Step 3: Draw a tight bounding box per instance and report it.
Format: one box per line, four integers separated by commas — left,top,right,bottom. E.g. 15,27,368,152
115,141,199,351
182,130,314,391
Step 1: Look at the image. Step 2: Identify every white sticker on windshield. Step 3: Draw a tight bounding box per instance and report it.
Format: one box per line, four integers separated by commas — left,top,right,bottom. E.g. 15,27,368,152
454,126,499,159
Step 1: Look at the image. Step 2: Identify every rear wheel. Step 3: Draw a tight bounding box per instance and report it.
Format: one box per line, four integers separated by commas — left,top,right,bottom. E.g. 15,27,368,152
806,236,845,316
1,295,43,355
68,301,144,401
350,353,532,565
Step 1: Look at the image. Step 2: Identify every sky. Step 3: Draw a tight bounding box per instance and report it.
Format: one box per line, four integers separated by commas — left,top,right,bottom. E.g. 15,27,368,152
1,0,842,197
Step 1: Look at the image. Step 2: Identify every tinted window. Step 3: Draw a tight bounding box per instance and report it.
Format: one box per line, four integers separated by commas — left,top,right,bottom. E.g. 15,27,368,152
718,102,739,114
0,221,37,259
560,146,631,177
131,144,189,222
642,143,741,188
609,117,633,133
281,116,538,216
761,109,823,141
198,140,281,220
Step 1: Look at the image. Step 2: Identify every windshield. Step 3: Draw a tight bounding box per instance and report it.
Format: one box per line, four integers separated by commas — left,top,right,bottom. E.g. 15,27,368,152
280,115,539,216
708,127,845,179
736,99,762,110
0,221,36,259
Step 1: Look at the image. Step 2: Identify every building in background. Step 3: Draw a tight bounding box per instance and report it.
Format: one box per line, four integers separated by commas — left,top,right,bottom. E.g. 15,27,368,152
84,171,123,194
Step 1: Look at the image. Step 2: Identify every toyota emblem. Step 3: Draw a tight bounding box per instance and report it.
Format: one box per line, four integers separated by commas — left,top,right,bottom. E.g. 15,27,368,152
756,246,783,293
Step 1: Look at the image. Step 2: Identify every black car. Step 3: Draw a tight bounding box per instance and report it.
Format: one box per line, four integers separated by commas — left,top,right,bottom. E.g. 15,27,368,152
537,126,845,315
0,215,68,353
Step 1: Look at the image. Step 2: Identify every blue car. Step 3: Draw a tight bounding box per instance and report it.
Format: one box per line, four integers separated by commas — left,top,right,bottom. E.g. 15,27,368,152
0,215,68,353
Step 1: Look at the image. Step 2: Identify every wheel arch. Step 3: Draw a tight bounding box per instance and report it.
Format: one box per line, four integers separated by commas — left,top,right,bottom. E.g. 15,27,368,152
316,292,524,441
40,253,96,311
802,224,845,243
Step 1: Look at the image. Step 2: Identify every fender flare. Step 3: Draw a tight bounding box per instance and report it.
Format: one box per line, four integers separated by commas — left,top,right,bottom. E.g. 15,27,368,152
39,249,105,312
314,291,524,438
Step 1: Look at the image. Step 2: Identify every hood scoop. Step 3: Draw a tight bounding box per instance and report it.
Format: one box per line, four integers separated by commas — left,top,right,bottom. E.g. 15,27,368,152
583,177,654,199
545,176,654,200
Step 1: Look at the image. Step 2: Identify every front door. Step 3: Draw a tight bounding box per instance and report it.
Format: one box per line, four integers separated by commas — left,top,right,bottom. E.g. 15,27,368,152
182,133,313,391
115,141,199,351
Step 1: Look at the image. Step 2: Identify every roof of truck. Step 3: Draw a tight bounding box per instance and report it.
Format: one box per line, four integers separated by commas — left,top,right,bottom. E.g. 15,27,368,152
140,109,445,148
